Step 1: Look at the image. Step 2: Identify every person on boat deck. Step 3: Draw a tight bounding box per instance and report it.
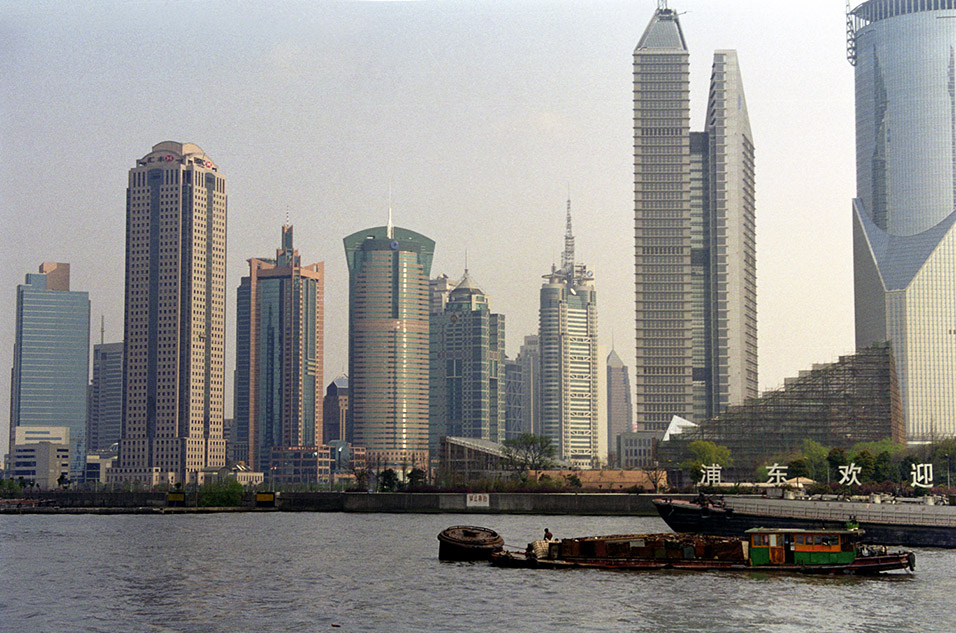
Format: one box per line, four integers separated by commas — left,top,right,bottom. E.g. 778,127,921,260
544,528,554,541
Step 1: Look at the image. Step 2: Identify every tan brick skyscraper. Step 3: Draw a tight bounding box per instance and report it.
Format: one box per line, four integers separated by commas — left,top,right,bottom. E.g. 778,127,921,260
109,141,227,485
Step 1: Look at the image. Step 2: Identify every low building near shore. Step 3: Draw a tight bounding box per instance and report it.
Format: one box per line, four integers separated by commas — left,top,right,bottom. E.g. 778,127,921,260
527,469,664,492
10,426,71,490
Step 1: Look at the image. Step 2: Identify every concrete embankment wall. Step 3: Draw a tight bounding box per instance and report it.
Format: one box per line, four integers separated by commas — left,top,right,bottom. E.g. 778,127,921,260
1,492,694,515
278,492,693,515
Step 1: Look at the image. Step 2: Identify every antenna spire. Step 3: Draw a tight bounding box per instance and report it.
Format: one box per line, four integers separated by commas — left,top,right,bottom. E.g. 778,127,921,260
386,182,394,239
562,192,575,274
658,0,668,10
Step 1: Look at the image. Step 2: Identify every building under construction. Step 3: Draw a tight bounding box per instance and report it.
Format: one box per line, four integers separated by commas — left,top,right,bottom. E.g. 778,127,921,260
658,343,904,475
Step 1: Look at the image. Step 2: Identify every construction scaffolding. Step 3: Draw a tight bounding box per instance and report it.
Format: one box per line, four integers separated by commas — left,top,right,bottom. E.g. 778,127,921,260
658,343,903,473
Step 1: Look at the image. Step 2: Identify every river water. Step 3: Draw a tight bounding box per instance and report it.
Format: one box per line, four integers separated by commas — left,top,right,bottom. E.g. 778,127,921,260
0,512,953,633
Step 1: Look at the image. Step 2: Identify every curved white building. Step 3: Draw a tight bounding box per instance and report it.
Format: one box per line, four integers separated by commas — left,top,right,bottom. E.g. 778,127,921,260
850,0,956,440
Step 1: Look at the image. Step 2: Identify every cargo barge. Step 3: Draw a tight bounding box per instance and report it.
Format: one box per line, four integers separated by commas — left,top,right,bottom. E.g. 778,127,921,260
488,527,914,574
654,495,956,548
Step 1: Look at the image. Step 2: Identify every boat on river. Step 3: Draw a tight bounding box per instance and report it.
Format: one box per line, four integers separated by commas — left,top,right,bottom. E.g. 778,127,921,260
488,527,914,574
654,494,956,548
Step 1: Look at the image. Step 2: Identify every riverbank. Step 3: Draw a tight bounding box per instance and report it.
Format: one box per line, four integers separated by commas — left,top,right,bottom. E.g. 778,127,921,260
0,491,694,515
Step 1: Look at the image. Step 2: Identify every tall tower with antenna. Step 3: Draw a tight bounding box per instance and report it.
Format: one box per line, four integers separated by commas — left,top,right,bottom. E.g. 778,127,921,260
344,217,435,471
539,200,600,467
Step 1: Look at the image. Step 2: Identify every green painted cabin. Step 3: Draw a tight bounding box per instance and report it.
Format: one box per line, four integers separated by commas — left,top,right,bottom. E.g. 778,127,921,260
746,528,858,566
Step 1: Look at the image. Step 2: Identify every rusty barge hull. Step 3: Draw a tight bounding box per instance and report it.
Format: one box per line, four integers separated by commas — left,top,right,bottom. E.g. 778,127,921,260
491,553,912,574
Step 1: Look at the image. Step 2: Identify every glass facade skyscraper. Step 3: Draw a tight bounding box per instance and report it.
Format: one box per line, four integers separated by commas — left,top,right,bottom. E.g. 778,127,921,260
849,0,956,440
235,224,324,474
633,5,757,432
8,263,90,479
344,224,434,470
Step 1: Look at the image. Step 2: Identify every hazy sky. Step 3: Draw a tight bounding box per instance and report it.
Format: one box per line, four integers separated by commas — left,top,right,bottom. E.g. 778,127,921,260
0,1,858,449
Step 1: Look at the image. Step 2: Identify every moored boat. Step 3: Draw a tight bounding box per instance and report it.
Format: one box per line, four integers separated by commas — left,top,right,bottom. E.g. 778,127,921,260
653,495,956,548
438,525,504,561
488,527,914,574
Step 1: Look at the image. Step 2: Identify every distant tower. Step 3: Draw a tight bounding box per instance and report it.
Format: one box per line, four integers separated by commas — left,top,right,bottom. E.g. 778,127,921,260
429,274,457,315
504,358,523,440
322,375,349,444
539,199,599,467
235,223,324,473
112,142,227,485
344,224,435,470
849,1,956,439
516,334,541,436
88,341,124,453
633,6,756,431
8,263,90,479
429,269,506,454
606,348,634,457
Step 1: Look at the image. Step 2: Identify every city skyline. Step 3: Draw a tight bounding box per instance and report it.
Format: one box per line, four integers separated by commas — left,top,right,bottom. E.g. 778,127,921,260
2,2,859,451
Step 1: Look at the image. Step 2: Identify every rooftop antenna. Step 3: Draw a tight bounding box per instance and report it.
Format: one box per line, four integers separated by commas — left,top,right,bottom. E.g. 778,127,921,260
386,181,394,239
285,207,291,227
562,188,575,274
464,248,469,276
100,315,105,345
846,0,857,66
658,0,668,10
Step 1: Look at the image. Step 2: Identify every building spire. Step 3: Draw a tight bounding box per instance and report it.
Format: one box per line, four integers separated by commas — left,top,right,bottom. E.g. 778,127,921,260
562,192,575,274
386,182,394,239
658,0,668,10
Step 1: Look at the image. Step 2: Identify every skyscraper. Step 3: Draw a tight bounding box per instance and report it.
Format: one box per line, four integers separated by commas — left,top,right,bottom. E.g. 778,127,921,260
504,357,523,440
8,263,89,479
633,4,756,432
606,348,634,457
848,1,956,440
516,334,541,436
111,142,227,485
344,222,434,470
87,341,124,453
235,224,324,473
539,202,599,468
429,270,506,455
322,375,349,444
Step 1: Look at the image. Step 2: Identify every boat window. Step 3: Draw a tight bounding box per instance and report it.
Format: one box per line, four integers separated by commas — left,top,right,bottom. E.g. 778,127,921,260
814,535,823,545
795,535,804,545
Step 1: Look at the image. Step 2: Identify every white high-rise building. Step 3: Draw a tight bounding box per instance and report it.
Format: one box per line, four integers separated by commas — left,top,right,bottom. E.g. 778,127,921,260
633,4,757,432
109,141,227,485
539,201,599,468
849,1,956,441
